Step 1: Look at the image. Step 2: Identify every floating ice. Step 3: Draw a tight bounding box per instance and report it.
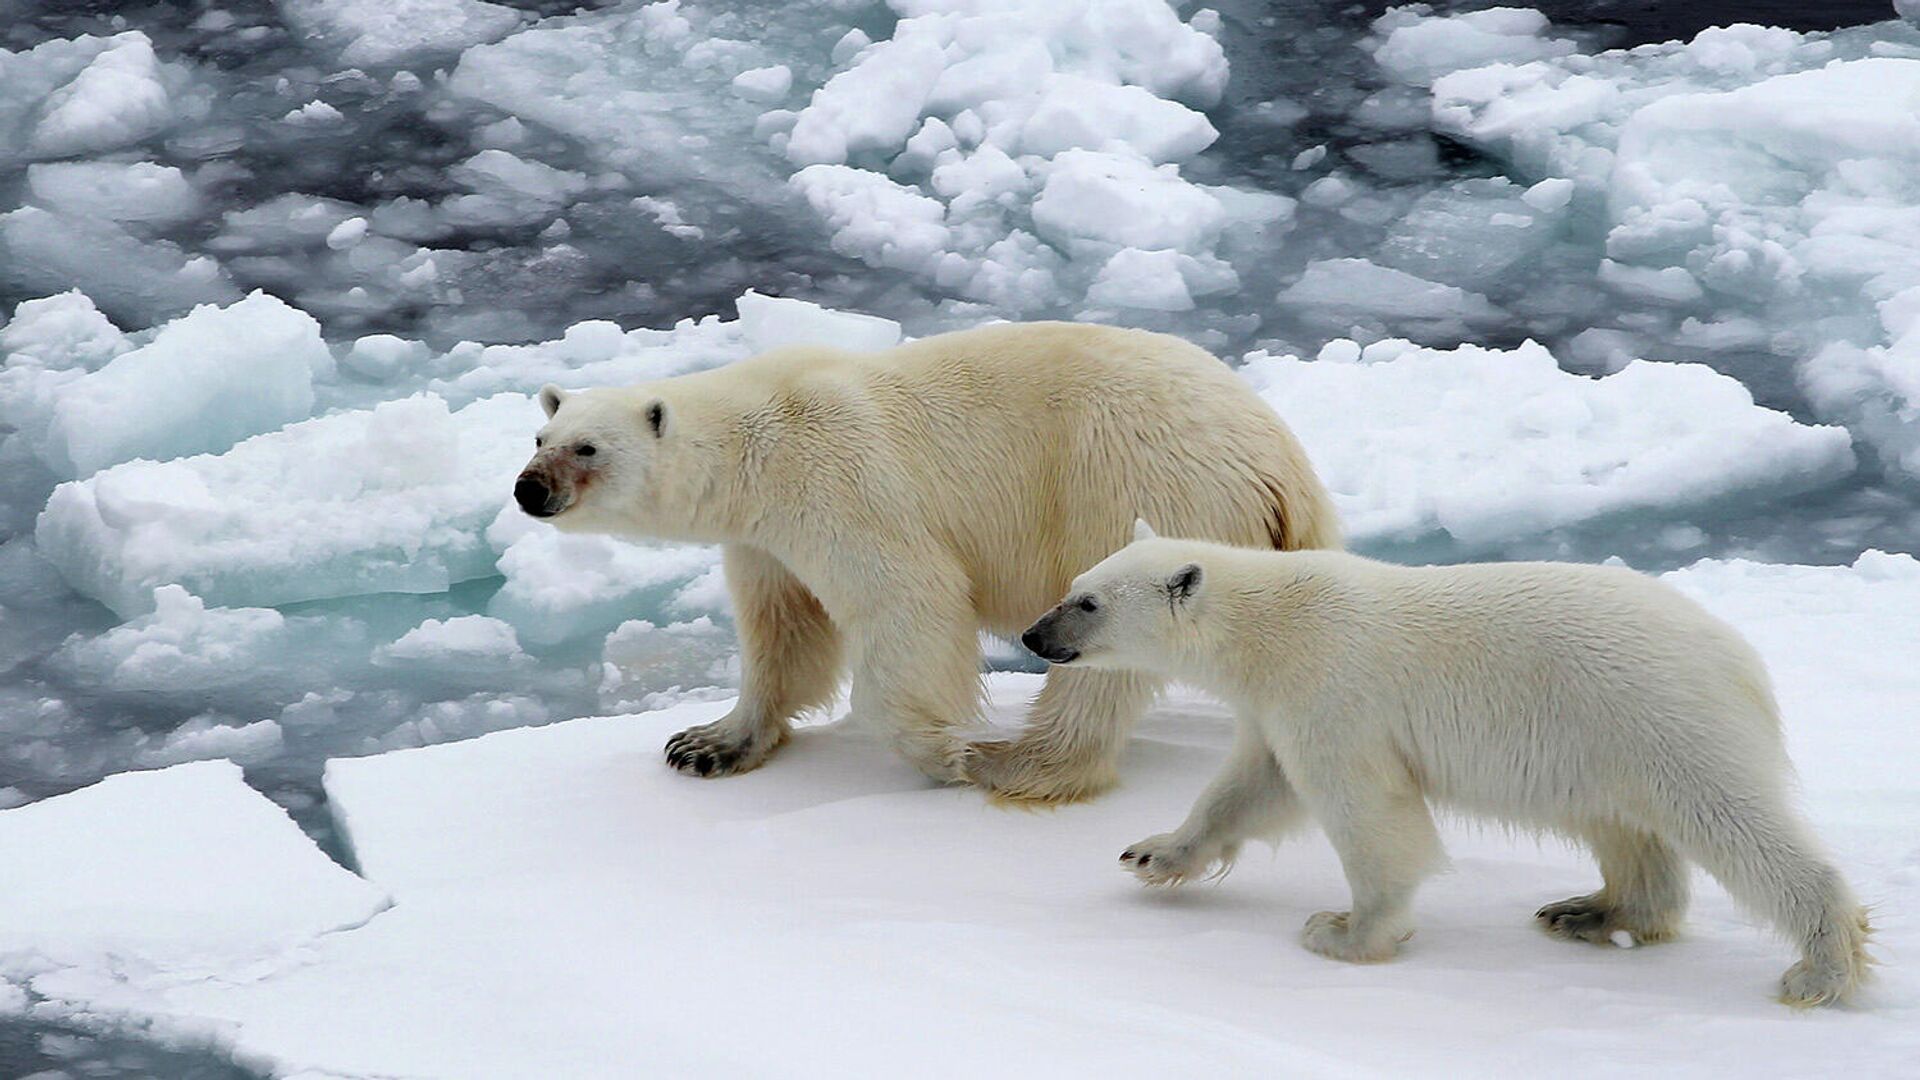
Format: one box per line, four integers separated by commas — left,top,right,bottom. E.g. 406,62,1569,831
446,0,790,207
1,32,196,163
25,161,200,226
37,392,540,617
789,165,952,275
778,0,1261,312
137,717,287,768
439,150,587,230
1369,7,1575,86
0,290,129,371
1241,338,1856,548
210,193,365,255
374,616,535,684
50,585,297,693
2,291,322,479
598,616,736,712
444,0,1273,316
1418,19,1920,480
486,509,722,647
735,289,901,353
1275,258,1505,341
278,0,525,65
0,760,387,981
1031,150,1227,254
731,64,794,103
431,292,896,404
0,207,240,326
341,333,433,382
1372,178,1563,290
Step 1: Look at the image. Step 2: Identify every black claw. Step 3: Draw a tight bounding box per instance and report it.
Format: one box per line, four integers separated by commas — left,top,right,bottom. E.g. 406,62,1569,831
1121,850,1136,861
1137,854,1152,867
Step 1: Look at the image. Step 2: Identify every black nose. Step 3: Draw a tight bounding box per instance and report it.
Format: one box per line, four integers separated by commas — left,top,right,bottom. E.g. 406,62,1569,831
1020,629,1046,656
515,475,553,517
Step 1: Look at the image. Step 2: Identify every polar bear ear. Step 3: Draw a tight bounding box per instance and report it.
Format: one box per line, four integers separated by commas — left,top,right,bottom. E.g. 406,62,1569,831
1132,518,1159,543
1167,563,1202,605
539,384,569,419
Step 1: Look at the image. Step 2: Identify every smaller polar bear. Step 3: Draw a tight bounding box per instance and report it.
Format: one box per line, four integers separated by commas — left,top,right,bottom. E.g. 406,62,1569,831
1021,524,1871,1006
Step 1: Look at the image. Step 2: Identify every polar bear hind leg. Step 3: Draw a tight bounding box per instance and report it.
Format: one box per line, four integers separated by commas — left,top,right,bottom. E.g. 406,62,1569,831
964,668,1160,805
1668,794,1872,1007
1538,825,1690,945
1299,781,1446,964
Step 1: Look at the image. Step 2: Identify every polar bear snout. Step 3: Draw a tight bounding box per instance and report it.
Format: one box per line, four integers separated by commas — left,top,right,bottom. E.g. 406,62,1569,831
1022,603,1093,665
514,470,570,518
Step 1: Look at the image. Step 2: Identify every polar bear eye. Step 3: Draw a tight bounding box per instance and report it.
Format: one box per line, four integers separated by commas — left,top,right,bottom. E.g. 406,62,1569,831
1077,596,1099,613
576,443,597,457
534,436,544,448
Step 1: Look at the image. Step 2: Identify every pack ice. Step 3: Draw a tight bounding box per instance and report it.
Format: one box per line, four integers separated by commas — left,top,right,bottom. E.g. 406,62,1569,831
1,555,1913,1076
1395,11,1920,481
450,0,1288,315
27,294,895,642
1243,337,1854,550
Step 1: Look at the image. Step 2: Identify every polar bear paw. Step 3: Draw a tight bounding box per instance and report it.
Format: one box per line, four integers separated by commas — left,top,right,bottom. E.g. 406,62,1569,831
664,719,779,778
1301,911,1407,963
1535,894,1618,944
1119,833,1221,887
1535,894,1676,947
961,738,1116,806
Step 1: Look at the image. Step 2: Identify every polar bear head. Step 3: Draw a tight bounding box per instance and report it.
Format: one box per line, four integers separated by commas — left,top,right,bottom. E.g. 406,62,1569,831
516,382,703,540
1020,520,1207,673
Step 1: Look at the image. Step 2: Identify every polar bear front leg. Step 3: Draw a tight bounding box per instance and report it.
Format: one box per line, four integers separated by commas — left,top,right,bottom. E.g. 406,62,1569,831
666,545,841,778
1122,723,1305,886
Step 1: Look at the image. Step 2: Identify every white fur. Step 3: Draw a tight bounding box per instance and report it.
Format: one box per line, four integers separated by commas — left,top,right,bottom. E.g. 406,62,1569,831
525,323,1340,801
1047,537,1870,1006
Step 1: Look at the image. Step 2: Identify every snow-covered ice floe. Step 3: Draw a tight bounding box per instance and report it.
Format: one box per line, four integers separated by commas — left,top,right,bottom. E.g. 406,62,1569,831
0,759,387,985
1390,11,1920,481
2,552,1914,1076
1243,337,1853,550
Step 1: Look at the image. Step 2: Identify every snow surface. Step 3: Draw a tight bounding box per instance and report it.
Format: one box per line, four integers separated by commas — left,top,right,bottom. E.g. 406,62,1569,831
0,759,387,980
3,553,1915,1077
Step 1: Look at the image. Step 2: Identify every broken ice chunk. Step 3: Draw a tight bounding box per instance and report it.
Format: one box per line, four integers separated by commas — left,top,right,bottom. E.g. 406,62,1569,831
37,392,541,617
1241,339,1855,548
3,292,322,479
0,759,387,975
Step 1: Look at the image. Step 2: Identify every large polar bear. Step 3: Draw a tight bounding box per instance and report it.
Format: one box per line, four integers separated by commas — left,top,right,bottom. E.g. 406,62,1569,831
515,323,1340,802
1022,526,1871,1006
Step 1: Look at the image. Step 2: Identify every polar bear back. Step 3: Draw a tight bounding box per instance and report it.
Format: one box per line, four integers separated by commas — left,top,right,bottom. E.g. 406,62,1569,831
1201,549,1785,828
669,322,1340,634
